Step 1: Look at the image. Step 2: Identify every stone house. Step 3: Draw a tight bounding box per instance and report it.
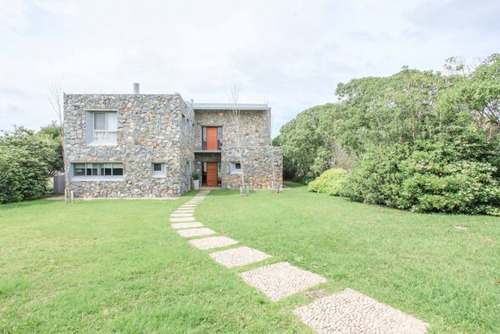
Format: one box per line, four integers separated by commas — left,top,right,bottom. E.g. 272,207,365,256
63,90,282,198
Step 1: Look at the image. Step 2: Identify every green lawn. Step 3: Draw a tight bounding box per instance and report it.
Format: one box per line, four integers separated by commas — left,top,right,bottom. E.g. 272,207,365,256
1,185,499,333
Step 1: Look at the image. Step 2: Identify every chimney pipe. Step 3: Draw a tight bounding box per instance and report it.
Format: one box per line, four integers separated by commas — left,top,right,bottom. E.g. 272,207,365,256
133,83,140,94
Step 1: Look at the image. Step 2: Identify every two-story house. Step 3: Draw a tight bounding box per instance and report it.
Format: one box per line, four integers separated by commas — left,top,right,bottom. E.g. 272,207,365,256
63,89,282,198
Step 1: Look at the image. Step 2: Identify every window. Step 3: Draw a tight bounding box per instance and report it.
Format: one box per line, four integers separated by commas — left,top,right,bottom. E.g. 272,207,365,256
152,163,166,178
89,111,117,143
230,162,242,174
72,163,123,179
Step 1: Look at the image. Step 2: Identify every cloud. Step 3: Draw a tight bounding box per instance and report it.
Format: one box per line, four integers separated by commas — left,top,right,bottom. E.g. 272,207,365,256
0,0,499,136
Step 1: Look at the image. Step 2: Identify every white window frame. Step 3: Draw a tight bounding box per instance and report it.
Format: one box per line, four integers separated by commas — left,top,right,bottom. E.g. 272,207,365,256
72,162,124,181
152,162,166,178
230,162,242,174
91,111,117,144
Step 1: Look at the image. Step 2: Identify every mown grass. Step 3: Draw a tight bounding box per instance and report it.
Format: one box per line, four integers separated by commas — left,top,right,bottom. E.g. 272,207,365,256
0,194,308,333
196,183,500,333
1,186,499,333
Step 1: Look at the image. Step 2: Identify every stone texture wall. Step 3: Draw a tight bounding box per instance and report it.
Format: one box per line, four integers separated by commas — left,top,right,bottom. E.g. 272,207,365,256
178,99,195,194
194,109,282,189
194,110,271,150
64,94,193,198
222,146,283,190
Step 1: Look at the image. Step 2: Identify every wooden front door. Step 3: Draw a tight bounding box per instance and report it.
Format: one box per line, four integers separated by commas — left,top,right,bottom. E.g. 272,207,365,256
206,127,218,150
206,162,218,186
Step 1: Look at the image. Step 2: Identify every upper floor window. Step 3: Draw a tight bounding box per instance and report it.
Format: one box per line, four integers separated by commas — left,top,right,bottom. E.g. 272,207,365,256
86,111,117,144
93,111,117,142
202,126,222,150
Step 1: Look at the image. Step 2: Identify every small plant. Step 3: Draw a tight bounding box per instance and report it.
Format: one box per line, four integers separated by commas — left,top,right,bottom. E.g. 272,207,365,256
192,172,200,180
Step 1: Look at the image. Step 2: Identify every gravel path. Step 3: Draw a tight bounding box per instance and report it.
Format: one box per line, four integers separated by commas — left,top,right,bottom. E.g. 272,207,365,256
210,246,271,268
294,288,429,334
240,262,327,302
189,236,239,250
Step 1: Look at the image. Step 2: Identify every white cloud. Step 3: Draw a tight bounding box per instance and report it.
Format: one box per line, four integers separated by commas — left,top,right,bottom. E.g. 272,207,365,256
0,0,499,135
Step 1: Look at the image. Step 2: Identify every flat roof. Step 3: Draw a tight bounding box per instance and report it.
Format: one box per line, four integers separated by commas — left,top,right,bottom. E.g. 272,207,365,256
191,103,270,111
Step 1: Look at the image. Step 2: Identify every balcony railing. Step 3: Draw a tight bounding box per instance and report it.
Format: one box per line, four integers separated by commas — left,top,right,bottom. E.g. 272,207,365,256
93,131,117,141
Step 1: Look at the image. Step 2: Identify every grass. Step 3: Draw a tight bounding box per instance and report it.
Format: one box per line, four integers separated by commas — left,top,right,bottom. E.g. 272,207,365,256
0,194,307,333
1,185,499,333
196,183,500,333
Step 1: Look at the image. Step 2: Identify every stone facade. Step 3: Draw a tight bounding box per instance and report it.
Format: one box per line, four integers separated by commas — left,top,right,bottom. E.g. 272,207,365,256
193,109,283,190
64,94,282,198
64,94,194,198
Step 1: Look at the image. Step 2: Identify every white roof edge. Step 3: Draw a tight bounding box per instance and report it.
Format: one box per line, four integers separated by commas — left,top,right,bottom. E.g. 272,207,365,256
191,103,270,111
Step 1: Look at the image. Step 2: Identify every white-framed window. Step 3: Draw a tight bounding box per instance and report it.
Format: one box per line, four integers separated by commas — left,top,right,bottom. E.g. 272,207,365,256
152,162,166,178
88,111,117,144
72,163,123,180
230,162,242,174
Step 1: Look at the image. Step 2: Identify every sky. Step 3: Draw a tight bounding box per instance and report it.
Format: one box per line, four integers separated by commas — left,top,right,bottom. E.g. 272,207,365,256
0,0,499,136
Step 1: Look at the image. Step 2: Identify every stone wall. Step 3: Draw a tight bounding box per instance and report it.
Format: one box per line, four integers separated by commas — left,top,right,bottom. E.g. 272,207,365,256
178,99,195,194
222,146,283,190
64,94,192,198
193,109,282,189
194,110,271,150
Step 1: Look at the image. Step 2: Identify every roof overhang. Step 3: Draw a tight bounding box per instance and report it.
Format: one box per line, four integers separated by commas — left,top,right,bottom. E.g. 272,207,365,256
191,103,270,111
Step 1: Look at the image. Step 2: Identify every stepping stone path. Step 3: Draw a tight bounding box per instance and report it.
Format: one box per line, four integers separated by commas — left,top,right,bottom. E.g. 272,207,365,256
189,236,238,250
210,246,271,268
177,227,216,238
240,262,327,302
170,217,196,222
169,190,428,333
294,288,429,334
171,222,204,229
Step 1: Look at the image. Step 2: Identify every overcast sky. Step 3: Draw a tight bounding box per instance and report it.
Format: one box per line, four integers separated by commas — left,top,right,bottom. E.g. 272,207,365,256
1,0,499,136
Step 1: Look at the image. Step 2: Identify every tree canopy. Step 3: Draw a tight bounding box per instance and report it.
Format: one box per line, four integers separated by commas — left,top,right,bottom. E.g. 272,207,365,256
277,53,500,215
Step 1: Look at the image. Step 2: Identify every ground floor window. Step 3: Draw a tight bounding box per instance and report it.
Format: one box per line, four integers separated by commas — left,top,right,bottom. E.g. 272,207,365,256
230,162,242,174
152,162,166,178
72,163,123,179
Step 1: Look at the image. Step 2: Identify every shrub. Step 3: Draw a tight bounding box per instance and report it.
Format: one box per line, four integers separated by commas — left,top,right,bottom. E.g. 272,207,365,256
308,168,348,196
0,135,53,204
342,143,500,215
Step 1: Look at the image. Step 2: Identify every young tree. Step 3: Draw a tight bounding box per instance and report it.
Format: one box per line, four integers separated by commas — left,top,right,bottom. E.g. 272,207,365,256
229,84,247,195
47,84,67,190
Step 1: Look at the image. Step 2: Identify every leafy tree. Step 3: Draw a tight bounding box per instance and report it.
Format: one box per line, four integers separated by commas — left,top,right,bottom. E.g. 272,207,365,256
277,53,500,214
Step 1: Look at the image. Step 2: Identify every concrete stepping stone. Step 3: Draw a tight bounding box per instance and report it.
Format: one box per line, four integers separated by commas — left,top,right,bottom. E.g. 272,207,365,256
170,217,196,222
189,236,238,250
294,288,428,334
177,227,216,238
171,213,194,217
240,262,327,302
171,222,204,229
210,246,271,268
